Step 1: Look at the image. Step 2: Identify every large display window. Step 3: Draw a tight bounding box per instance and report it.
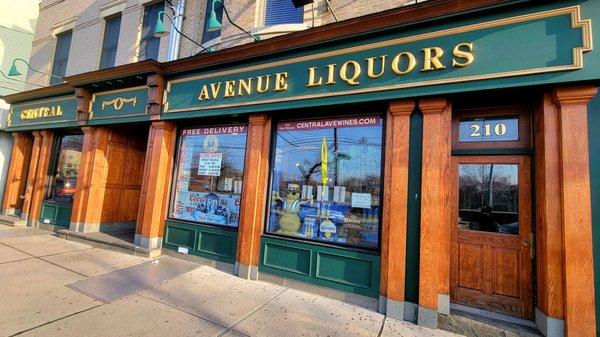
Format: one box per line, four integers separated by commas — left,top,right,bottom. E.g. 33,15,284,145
267,116,383,249
170,125,248,228
47,134,84,203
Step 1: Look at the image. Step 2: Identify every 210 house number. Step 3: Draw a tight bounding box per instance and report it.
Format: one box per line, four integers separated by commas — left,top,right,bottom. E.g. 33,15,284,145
470,122,508,137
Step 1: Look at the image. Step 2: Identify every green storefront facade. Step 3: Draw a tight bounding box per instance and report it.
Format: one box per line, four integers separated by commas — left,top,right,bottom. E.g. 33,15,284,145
2,1,600,336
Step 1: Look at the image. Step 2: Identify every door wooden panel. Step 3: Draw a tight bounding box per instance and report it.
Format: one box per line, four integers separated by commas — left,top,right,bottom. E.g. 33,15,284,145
451,155,533,320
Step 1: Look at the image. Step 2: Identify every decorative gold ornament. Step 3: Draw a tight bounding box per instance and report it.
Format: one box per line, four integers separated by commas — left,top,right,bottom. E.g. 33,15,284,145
101,97,137,111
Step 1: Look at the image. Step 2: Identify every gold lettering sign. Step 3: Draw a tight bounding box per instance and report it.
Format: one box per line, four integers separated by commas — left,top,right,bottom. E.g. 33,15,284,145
101,97,137,111
20,105,64,120
196,42,475,101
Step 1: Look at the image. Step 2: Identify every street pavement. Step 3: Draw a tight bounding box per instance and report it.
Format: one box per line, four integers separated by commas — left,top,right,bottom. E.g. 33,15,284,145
0,224,460,337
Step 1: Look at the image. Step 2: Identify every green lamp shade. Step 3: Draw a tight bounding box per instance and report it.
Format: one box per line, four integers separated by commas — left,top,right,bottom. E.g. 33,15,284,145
8,63,21,77
153,17,169,38
206,10,222,32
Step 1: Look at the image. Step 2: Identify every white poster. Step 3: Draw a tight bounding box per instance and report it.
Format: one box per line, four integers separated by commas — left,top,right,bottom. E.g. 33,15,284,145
198,152,223,176
351,192,372,209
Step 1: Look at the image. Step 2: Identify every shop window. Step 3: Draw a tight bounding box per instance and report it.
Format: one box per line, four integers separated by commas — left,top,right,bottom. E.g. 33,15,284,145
202,1,223,43
140,1,164,60
170,125,248,228
99,14,122,69
47,134,84,203
267,116,383,249
265,0,304,26
50,31,72,85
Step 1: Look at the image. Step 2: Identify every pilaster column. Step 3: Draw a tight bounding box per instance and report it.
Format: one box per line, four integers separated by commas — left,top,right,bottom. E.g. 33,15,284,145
135,121,177,252
70,127,110,232
380,100,415,319
20,131,42,221
417,97,452,328
553,85,597,337
2,132,33,216
534,92,565,336
27,130,54,225
236,114,272,279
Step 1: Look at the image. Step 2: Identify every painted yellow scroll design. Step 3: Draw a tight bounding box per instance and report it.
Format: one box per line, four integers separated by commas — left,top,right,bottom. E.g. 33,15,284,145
101,97,137,111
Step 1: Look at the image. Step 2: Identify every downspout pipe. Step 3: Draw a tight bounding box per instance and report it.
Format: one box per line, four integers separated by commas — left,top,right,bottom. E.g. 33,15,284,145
167,0,185,61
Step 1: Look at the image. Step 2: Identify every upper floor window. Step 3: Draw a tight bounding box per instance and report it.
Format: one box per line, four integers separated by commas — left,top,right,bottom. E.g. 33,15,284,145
265,0,304,26
202,2,223,43
99,15,122,69
140,1,164,60
50,31,72,85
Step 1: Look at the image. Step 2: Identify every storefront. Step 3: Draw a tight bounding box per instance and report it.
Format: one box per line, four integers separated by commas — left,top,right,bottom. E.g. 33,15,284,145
3,1,600,336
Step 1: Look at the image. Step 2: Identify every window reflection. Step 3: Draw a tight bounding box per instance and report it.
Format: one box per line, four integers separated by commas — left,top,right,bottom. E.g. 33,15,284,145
267,116,383,249
48,134,84,203
458,164,519,235
170,125,248,228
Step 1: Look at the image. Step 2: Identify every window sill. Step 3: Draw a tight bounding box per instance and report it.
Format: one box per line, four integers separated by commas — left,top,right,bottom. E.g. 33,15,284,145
251,23,308,39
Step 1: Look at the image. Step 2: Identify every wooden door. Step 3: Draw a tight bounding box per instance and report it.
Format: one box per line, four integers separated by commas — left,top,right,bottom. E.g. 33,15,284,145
450,155,533,319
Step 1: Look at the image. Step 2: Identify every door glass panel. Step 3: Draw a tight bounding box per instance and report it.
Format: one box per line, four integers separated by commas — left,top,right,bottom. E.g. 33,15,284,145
458,164,519,235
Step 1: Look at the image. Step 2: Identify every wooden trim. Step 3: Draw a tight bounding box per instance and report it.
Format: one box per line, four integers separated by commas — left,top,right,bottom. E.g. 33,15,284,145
1,133,33,214
534,92,564,319
2,84,73,104
75,87,92,122
380,100,414,301
452,105,532,150
20,131,43,219
136,121,177,239
147,74,165,117
418,97,452,313
552,85,598,337
237,114,272,268
28,131,55,221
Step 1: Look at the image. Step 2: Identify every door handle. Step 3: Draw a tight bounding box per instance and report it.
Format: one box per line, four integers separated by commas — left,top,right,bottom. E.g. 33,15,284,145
522,240,529,247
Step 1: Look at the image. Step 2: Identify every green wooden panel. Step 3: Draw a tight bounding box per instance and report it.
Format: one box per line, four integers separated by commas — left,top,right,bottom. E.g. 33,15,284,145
163,220,237,264
89,87,149,125
315,252,374,289
259,236,380,298
164,1,599,118
165,224,196,248
8,94,78,131
405,111,422,303
263,242,312,276
197,231,235,259
587,95,600,336
39,200,72,228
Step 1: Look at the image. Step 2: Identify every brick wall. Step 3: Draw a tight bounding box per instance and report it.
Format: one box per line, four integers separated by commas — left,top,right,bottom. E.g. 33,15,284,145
27,0,171,89
179,0,422,56
26,0,423,89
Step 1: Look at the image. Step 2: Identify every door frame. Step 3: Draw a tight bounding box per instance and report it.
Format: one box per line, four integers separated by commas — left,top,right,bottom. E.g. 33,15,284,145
450,154,534,319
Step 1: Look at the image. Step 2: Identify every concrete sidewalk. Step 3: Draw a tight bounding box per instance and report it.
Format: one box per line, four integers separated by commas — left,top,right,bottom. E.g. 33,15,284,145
0,224,460,337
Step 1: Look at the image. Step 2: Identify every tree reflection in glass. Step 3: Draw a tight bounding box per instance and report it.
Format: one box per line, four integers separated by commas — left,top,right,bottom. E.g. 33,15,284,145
458,164,519,235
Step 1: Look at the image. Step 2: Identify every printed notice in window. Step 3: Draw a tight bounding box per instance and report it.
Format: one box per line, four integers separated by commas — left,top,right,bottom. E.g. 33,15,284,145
198,152,222,176
351,193,372,209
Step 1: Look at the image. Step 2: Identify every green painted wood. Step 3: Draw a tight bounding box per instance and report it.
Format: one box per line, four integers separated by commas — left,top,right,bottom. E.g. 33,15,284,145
404,111,422,303
259,236,380,298
89,87,150,125
8,94,78,131
164,1,599,118
39,200,72,228
587,94,600,336
163,219,238,264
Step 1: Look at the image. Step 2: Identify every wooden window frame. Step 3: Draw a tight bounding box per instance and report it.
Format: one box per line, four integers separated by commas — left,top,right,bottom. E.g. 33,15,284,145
452,106,531,150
